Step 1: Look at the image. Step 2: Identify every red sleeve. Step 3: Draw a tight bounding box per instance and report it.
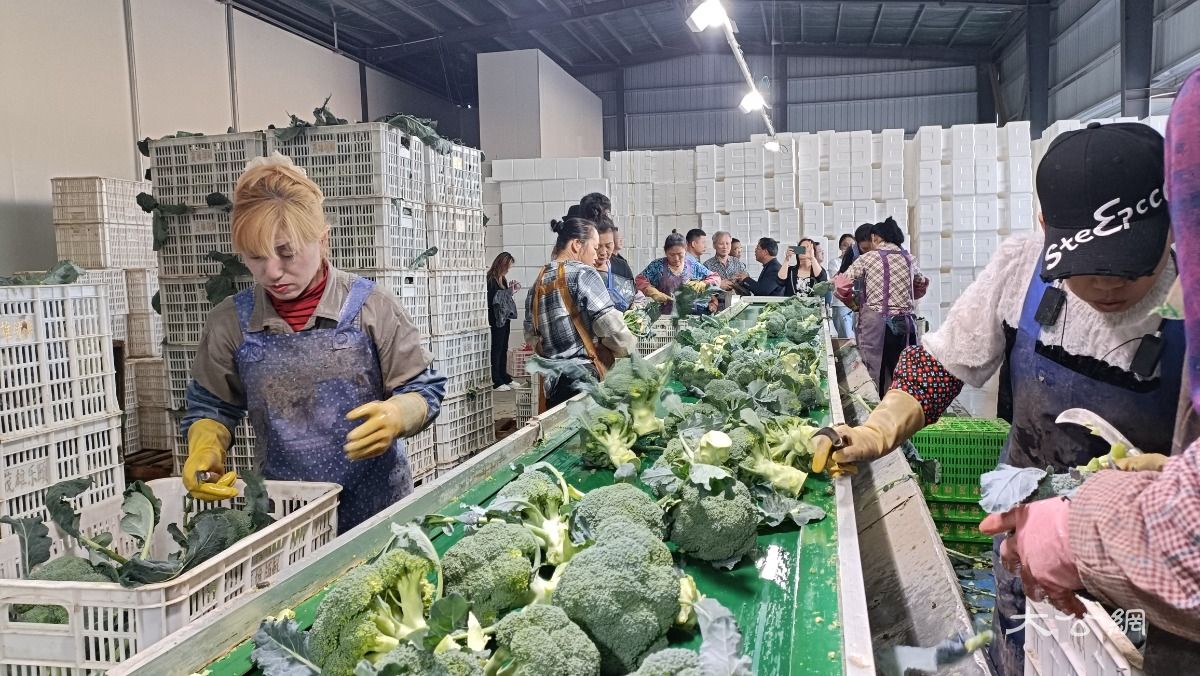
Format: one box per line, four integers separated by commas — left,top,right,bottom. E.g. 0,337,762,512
890,345,965,424
1068,443,1200,641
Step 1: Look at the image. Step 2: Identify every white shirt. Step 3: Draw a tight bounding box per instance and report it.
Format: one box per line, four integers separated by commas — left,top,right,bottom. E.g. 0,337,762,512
922,232,1176,389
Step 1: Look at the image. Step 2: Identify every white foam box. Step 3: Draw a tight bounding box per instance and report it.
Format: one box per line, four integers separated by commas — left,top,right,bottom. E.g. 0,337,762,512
850,131,872,166
830,133,853,167
578,157,604,180
817,131,834,169
653,183,676,216
563,178,586,202
700,212,728,232
728,142,766,177
974,195,1000,232
695,145,722,180
695,180,724,213
484,203,501,225
831,201,856,229
552,157,578,180
769,139,798,175
1004,158,1034,195
793,134,821,170
653,153,675,183
1002,121,1032,158
541,179,564,202
1005,193,1036,233
916,233,943,271
952,197,975,232
512,159,536,180
914,197,944,234
877,164,904,201
583,178,609,196
801,202,826,236
913,126,945,163
950,125,976,159
885,199,908,232
952,160,977,196
491,160,514,182
830,168,852,202
520,223,545,246
500,181,522,203
853,201,877,225
1143,115,1169,136
522,202,544,225
675,183,696,214
732,210,772,240
607,153,628,182
876,129,905,166
797,169,821,203
485,228,502,248
483,180,501,205
913,161,945,198
952,234,977,267
773,174,798,209
519,180,543,203
530,158,553,180
674,150,695,181
975,159,999,195
502,202,523,226
773,208,801,244
974,124,998,159
975,233,1000,265
849,166,873,201
635,184,654,214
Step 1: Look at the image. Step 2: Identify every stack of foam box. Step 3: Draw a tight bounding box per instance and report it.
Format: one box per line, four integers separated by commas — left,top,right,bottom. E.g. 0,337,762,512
425,142,494,481
608,150,697,275
0,283,125,547
485,157,609,349
50,176,160,457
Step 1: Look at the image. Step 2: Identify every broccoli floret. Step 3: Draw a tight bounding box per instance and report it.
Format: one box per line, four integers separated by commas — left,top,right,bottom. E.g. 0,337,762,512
308,547,437,674
572,484,665,540
367,641,446,674
485,604,601,676
668,482,758,566
632,648,703,675
437,649,488,676
13,556,113,624
724,427,759,467
701,379,749,414
553,519,681,675
443,522,541,623
578,407,640,472
762,313,788,340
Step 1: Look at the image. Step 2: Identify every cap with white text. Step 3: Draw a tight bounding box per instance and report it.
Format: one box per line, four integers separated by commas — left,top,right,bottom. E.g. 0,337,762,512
1038,122,1170,281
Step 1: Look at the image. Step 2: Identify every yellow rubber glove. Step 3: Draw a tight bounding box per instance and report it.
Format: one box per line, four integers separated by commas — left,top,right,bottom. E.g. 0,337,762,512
182,419,239,501
816,389,926,467
644,287,671,303
344,393,429,461
1114,453,1169,472
685,280,710,293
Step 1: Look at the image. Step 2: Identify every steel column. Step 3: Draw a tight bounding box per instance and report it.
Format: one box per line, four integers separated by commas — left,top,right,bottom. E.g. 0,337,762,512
1025,4,1050,136
614,67,627,152
1120,0,1154,118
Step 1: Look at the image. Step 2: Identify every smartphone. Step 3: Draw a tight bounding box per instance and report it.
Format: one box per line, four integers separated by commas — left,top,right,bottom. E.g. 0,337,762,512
790,245,806,258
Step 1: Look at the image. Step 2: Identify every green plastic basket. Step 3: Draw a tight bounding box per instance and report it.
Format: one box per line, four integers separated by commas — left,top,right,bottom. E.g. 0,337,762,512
914,417,1010,499
939,534,994,557
927,500,987,524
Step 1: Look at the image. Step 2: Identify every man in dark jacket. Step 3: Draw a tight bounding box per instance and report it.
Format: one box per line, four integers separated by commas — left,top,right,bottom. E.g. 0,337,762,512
738,237,785,297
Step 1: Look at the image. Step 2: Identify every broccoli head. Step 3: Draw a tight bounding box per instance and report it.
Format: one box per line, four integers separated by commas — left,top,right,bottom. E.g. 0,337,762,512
553,519,681,675
572,483,665,540
724,427,759,467
701,379,750,414
631,648,703,676
668,481,758,566
592,355,666,438
764,417,818,467
491,465,581,566
578,407,640,471
442,521,541,623
13,556,114,624
485,604,601,676
437,649,488,676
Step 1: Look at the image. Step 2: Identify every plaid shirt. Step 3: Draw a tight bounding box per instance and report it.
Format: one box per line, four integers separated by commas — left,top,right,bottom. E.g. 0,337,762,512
524,260,618,361
703,254,747,280
1068,443,1200,641
845,243,921,314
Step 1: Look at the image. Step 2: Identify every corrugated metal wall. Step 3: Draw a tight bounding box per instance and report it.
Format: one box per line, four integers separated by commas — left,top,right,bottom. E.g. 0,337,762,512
1049,0,1121,120
581,55,978,150
1154,0,1200,87
999,38,1027,121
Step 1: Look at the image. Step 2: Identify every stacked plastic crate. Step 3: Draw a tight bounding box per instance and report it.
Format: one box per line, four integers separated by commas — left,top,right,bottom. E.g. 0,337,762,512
426,142,494,479
124,267,171,452
50,176,160,457
148,131,268,473
0,283,125,546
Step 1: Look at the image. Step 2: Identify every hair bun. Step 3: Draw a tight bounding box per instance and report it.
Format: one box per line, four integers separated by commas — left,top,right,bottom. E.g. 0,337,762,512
549,219,563,234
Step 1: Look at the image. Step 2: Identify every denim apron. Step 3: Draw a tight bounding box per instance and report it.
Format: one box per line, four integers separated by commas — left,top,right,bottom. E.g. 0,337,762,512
234,277,413,535
991,263,1184,675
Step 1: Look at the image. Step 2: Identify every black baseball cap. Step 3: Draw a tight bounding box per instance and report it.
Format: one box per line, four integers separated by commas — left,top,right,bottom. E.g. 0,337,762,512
1038,122,1170,281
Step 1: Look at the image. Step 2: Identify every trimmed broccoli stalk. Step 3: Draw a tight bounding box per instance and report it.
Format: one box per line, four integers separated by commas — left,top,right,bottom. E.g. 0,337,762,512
443,521,542,623
578,407,640,471
490,465,580,566
764,417,818,467
631,648,703,675
12,556,114,624
668,482,759,567
484,604,601,676
591,355,666,438
736,411,811,498
553,518,681,675
572,483,666,540
307,546,438,674
676,574,701,630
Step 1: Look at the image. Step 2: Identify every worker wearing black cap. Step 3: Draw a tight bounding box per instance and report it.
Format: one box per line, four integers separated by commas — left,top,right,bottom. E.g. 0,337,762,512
813,122,1185,675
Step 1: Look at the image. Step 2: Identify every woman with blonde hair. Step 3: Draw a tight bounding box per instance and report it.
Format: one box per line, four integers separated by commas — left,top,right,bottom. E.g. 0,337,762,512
180,154,446,533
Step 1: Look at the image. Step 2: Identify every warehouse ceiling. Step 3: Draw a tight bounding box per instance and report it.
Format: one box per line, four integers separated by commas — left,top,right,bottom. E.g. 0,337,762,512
234,0,1041,105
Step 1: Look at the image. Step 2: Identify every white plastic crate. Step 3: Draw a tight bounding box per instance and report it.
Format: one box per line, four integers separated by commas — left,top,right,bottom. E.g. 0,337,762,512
426,206,486,271
507,345,534,379
0,477,339,674
130,357,168,409
159,277,252,345
1,284,120,438
426,144,483,209
157,208,235,278
434,391,495,464
112,312,128,344
127,311,164,357
640,318,678,354
138,405,174,451
1023,599,1142,676
124,268,159,315
326,198,427,270
51,176,153,225
55,221,155,269
148,131,267,208
123,361,138,412
407,426,436,483
170,410,258,476
430,330,491,398
267,123,424,202
123,407,141,457
515,377,539,426
75,269,129,316
164,343,196,410
429,270,489,336
0,415,124,537
353,270,432,339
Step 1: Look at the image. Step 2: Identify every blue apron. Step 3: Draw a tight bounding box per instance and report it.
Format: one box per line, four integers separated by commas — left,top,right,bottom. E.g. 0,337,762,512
991,263,1184,675
234,277,413,535
605,263,634,311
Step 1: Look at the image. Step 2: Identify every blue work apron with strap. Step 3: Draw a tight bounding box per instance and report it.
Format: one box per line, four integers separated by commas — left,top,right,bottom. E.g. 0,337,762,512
234,277,413,535
991,262,1184,676
604,262,634,311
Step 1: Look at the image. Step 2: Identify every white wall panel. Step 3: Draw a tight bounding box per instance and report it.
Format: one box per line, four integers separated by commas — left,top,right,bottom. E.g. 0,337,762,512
233,12,361,132
365,68,478,146
537,52,604,158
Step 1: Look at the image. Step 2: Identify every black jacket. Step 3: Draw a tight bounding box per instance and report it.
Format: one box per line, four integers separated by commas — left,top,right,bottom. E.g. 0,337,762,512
740,259,785,297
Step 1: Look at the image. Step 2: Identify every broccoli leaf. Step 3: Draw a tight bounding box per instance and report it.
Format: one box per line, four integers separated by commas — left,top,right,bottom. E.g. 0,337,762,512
119,487,158,557
152,211,169,251
136,192,157,213
118,514,230,586
206,192,232,211
243,472,275,531
423,593,470,651
389,522,440,564
979,464,1048,514
250,613,320,676
151,290,161,314
0,515,52,574
167,522,189,549
641,465,681,497
756,491,826,528
614,463,639,483
696,599,754,676
46,477,93,542
689,464,734,493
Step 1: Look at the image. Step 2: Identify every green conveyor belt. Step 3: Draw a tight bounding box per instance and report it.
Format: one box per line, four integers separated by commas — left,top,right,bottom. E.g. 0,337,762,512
203,303,845,675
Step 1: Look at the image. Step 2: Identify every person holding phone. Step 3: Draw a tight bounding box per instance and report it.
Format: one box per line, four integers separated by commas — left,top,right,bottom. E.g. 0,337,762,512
778,238,828,297
736,237,786,297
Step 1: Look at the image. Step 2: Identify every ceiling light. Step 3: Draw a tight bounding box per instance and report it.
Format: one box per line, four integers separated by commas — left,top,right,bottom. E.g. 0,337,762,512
764,139,781,152
739,90,766,114
687,0,728,32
